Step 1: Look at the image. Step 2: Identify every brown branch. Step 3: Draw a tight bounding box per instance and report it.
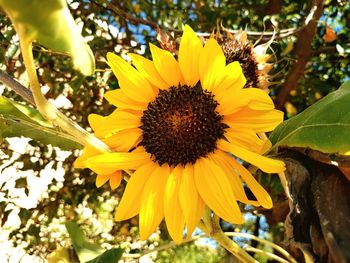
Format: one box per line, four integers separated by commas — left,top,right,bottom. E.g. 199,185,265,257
312,43,350,55
106,3,159,30
0,70,35,105
90,0,316,40
264,0,283,15
276,0,325,109
90,0,173,31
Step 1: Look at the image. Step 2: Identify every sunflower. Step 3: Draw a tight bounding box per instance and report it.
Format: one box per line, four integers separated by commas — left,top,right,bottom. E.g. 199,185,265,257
220,30,274,91
75,25,285,243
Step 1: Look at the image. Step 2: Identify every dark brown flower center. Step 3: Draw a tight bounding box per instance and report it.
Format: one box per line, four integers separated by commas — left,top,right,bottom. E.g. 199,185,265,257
140,84,227,167
221,39,259,88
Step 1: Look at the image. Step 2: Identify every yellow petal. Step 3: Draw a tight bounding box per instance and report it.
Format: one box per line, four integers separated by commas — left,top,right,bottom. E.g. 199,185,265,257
109,170,122,190
104,128,142,152
194,158,243,224
92,110,141,138
115,161,157,220
88,114,105,135
199,38,225,91
229,158,273,209
224,129,270,154
107,52,154,102
217,88,275,116
216,101,243,116
210,151,259,206
212,61,246,97
74,145,102,168
149,43,184,87
218,139,285,174
96,174,111,188
179,164,205,237
139,164,169,240
104,89,148,111
164,166,185,243
244,88,275,110
129,53,169,89
224,108,284,132
86,151,150,175
178,25,203,86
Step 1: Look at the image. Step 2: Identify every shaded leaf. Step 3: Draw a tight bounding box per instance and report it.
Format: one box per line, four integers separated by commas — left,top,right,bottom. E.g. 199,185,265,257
0,0,95,75
0,96,49,127
280,149,350,263
281,40,294,56
87,248,124,263
270,81,350,155
0,96,82,150
0,116,82,150
312,164,350,262
65,221,105,263
70,73,86,92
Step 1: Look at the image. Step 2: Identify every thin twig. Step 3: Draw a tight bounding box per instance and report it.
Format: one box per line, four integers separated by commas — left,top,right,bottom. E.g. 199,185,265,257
107,3,159,31
244,245,290,263
312,43,350,55
225,232,297,263
91,0,309,40
0,70,35,105
89,0,149,29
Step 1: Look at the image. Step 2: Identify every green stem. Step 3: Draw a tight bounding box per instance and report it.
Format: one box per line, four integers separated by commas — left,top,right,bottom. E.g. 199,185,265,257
199,215,257,263
202,206,213,233
17,25,111,153
225,232,297,263
244,246,289,263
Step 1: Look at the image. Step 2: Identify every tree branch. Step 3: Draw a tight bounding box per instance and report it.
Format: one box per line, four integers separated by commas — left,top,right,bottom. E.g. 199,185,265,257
312,43,350,56
90,0,317,40
0,70,35,105
276,0,325,109
89,1,152,28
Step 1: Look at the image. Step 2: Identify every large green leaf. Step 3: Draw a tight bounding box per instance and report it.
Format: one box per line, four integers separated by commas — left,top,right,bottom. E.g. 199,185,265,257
0,96,49,127
65,221,106,263
270,81,350,155
0,0,95,75
86,248,124,263
0,96,82,150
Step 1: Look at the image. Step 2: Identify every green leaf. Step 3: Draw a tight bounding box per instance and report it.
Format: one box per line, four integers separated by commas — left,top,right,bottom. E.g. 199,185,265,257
0,96,82,150
270,81,350,155
65,221,106,263
86,248,124,263
0,96,49,127
0,116,83,150
0,0,95,75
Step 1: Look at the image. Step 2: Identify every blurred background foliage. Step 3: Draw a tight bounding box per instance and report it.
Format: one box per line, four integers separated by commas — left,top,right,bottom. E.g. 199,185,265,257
0,0,349,262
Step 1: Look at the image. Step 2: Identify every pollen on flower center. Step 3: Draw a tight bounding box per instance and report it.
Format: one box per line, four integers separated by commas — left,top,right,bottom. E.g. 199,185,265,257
140,84,227,167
